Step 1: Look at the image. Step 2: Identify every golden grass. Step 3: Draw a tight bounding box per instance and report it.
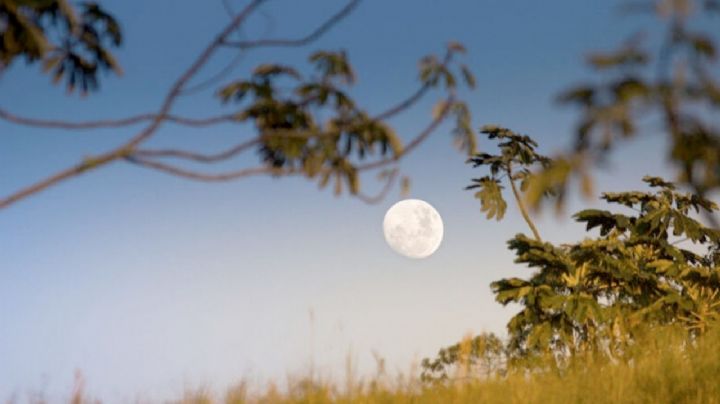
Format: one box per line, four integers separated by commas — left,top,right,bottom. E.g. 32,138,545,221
21,326,720,404
169,326,720,404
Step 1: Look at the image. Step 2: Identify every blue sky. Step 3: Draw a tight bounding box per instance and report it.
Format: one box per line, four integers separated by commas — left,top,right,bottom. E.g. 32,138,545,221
1,0,674,401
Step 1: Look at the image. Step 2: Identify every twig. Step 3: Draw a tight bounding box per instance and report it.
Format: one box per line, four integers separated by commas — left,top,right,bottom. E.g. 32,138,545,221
358,96,455,172
180,51,247,96
134,138,260,162
0,108,238,130
126,156,282,181
356,168,399,204
223,0,360,49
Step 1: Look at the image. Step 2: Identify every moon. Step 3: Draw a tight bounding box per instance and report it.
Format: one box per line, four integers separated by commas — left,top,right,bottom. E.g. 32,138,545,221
383,199,444,259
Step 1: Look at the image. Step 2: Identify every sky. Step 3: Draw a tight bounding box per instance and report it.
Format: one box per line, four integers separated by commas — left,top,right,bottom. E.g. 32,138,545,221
0,0,676,401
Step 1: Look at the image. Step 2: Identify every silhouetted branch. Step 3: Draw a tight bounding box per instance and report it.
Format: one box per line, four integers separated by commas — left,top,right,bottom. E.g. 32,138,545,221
132,128,321,165
0,108,238,129
222,0,236,19
125,156,281,181
356,168,399,204
0,150,125,209
134,138,260,163
374,84,431,121
180,51,247,96
373,50,453,121
358,96,454,172
223,0,360,49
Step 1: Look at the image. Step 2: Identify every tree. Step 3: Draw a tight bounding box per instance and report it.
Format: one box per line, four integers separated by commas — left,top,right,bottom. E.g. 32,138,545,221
493,175,720,361
420,332,506,382
424,138,720,377
423,0,720,378
0,0,477,209
524,0,720,227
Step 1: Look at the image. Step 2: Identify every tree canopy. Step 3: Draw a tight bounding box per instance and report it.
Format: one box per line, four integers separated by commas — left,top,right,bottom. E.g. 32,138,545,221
0,0,476,209
423,1,720,380
524,0,720,225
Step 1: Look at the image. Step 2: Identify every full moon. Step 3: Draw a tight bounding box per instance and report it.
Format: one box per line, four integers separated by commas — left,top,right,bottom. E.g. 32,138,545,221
383,199,444,259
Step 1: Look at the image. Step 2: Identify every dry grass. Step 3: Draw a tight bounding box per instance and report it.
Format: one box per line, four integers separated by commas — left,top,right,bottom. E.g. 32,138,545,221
11,326,720,404
173,326,720,404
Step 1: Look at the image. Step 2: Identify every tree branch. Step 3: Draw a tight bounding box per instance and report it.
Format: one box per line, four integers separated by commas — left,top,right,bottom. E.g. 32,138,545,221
0,0,453,210
356,168,399,204
507,164,542,241
125,155,282,181
372,50,453,121
133,78,439,166
0,0,268,210
122,95,451,201
180,51,247,96
0,152,124,209
357,96,454,172
134,138,261,163
0,108,238,130
223,0,360,49
374,84,431,121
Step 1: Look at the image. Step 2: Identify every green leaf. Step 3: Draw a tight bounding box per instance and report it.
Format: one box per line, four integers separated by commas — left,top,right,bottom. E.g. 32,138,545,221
473,178,507,220
460,64,476,89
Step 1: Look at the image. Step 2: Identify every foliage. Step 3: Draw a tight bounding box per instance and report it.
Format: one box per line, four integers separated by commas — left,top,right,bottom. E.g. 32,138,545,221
0,0,123,94
215,46,474,197
420,332,506,382
496,176,720,360
466,126,551,239
428,128,720,378
525,0,720,220
425,0,720,380
0,0,478,208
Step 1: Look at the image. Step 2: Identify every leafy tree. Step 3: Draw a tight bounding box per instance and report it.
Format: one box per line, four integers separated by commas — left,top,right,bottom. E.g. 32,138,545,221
524,0,720,227
425,152,720,379
0,0,477,209
424,120,720,377
420,332,506,382
424,0,720,379
493,176,720,361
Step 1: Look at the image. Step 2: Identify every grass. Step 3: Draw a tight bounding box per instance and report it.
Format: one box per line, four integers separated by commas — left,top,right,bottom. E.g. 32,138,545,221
39,325,718,404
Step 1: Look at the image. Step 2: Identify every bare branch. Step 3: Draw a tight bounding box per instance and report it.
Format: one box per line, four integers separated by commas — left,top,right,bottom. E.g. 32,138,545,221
124,0,268,149
374,84,431,121
224,0,360,49
125,155,281,181
0,150,124,209
132,129,319,164
134,138,260,163
0,108,238,130
222,0,236,19
371,49,453,121
180,51,247,96
356,168,399,204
